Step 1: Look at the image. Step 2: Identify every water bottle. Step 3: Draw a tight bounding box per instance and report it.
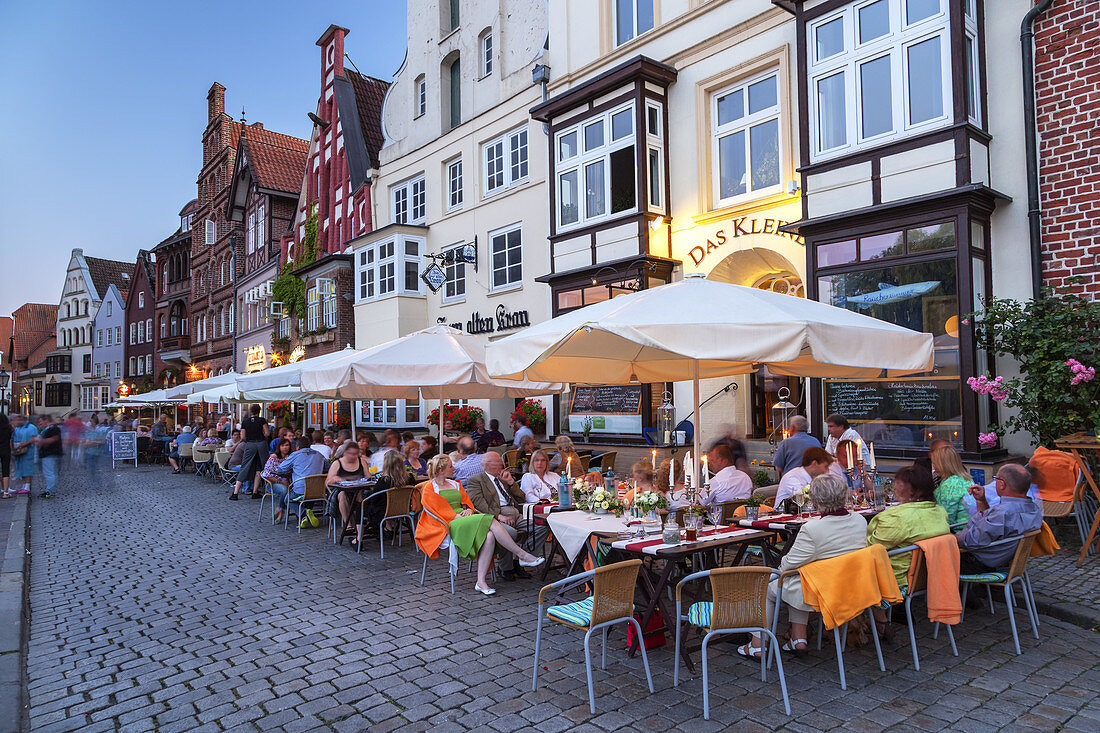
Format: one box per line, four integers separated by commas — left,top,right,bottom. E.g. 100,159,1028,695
604,469,616,495
559,472,572,509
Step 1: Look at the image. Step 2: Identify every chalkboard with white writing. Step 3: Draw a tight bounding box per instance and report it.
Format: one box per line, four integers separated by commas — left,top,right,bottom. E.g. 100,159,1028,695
569,385,643,415
825,379,955,424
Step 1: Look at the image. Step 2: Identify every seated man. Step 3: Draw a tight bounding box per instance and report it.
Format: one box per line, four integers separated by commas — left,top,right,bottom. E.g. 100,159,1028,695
369,429,402,469
168,426,197,474
451,436,485,484
956,463,1043,573
775,447,834,507
272,435,328,523
700,443,752,504
331,429,355,460
464,452,550,580
771,415,823,476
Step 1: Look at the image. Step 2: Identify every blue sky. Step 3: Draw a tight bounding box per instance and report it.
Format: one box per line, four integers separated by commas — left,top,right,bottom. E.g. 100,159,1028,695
0,0,407,317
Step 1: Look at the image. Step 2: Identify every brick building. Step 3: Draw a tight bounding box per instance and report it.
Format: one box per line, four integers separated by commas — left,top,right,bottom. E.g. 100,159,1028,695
123,250,156,388
9,303,57,416
153,200,197,387
226,123,308,374
1034,0,1100,298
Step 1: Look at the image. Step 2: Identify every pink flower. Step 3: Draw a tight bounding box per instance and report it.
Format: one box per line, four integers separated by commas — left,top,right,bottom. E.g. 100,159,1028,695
961,319,970,325
978,432,998,448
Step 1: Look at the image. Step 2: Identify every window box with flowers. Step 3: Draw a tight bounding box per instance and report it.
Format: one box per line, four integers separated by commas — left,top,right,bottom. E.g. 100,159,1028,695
510,399,547,434
426,404,484,433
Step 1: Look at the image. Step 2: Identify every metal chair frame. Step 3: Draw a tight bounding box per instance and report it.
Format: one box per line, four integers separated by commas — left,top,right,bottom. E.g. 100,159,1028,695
884,544,958,671
674,567,790,719
361,485,417,557
215,451,239,488
532,560,654,714
958,531,1041,656
284,475,328,533
417,506,495,593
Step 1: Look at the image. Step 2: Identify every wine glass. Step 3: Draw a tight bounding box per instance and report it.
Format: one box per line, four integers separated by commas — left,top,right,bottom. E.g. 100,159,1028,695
793,491,807,519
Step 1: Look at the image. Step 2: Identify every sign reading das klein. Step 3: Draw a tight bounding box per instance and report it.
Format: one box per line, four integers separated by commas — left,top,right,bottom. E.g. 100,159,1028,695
688,217,804,267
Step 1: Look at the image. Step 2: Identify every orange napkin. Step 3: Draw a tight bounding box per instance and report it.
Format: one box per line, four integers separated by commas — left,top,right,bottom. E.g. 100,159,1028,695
1030,521,1061,557
800,545,903,630
911,535,962,626
1029,446,1079,502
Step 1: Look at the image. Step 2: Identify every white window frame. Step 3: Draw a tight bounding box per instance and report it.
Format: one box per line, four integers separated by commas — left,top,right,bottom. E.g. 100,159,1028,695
136,293,142,308
318,278,337,328
306,286,320,331
446,158,463,211
613,0,655,47
355,236,425,303
128,357,136,377
808,0,953,162
442,243,466,303
488,223,523,292
482,125,529,196
554,102,637,231
146,318,152,343
247,212,256,253
415,76,427,118
129,323,136,345
258,203,266,249
710,69,784,208
97,330,103,347
480,30,493,77
106,301,113,316
963,0,981,127
356,397,425,428
205,219,216,245
115,361,121,378
391,174,426,225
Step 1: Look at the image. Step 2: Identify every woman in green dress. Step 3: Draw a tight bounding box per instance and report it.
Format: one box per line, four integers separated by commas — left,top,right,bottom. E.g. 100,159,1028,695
931,445,975,526
416,454,544,595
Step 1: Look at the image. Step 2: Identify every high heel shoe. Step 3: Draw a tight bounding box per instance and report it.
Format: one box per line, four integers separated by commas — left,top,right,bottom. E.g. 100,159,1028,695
474,584,496,595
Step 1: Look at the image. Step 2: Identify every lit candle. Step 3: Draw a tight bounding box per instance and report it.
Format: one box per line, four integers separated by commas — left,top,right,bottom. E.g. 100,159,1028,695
566,456,572,480
701,454,708,483
846,442,853,468
685,451,693,488
868,442,876,470
669,458,676,492
651,448,657,467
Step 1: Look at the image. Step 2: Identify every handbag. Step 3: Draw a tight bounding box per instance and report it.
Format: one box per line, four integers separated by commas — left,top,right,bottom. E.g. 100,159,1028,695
12,445,27,457
625,609,667,650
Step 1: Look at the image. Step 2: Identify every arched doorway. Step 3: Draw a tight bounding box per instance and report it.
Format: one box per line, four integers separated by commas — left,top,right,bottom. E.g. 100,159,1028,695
699,247,807,444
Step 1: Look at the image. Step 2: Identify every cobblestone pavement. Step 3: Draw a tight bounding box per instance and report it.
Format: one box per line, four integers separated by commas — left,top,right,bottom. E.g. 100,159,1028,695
26,465,1100,732
1026,517,1100,620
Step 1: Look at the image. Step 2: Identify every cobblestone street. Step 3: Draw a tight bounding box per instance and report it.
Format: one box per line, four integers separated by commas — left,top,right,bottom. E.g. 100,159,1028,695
24,465,1100,732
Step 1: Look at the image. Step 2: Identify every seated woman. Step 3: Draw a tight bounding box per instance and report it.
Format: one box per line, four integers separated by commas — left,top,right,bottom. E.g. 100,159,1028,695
415,454,544,595
403,439,429,477
742,474,869,659
514,433,539,474
547,435,576,472
930,445,973,526
325,441,370,540
197,429,222,447
622,460,656,505
658,458,691,510
520,449,560,502
866,464,949,637
263,438,295,524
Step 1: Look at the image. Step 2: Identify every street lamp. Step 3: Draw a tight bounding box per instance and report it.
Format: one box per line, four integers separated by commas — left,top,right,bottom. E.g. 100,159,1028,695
0,364,10,414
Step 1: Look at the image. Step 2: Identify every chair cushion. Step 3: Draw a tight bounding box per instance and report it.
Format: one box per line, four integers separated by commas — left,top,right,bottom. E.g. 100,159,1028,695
547,596,594,627
687,602,711,628
959,571,1008,583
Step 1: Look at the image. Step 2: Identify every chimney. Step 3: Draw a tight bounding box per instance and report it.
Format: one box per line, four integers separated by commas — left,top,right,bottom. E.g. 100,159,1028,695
208,82,226,122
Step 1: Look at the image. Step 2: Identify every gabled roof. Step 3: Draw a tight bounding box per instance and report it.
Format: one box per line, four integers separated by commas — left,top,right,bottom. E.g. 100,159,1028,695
132,250,156,296
11,303,57,363
85,256,133,300
334,70,389,190
227,123,309,220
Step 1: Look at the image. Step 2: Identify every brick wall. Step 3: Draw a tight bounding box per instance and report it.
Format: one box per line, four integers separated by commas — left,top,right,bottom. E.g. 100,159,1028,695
1035,1,1100,298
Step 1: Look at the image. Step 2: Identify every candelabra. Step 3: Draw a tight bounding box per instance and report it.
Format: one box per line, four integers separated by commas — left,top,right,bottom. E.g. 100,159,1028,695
845,462,884,510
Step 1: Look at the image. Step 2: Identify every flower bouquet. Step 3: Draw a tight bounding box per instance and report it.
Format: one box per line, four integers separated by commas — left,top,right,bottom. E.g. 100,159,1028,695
578,486,620,515
633,490,667,514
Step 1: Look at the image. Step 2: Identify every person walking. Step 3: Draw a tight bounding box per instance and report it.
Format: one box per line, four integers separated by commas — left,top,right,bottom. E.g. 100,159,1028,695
0,413,12,498
11,414,38,494
36,416,63,498
231,404,270,500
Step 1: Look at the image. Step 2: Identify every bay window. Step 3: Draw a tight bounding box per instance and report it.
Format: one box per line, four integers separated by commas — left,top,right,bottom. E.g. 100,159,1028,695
809,0,955,160
483,126,529,195
356,235,424,302
712,72,782,206
555,103,636,230
306,286,320,331
318,278,337,328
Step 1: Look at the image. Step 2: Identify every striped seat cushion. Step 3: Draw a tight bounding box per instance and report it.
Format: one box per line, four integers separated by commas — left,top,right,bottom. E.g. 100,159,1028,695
687,602,711,628
547,596,593,626
960,571,1008,583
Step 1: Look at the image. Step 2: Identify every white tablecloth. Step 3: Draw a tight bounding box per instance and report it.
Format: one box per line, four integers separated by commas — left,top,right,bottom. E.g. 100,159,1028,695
546,512,630,562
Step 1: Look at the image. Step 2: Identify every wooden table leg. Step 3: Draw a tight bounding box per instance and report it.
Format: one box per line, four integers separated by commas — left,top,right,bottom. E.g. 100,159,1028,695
1071,450,1100,566
626,559,695,673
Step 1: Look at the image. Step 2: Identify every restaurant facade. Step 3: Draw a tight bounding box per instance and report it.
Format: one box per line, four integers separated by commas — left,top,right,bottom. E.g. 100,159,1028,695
531,0,1038,463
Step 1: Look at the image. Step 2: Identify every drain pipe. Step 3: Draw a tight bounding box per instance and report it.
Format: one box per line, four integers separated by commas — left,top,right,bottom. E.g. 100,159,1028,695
1021,0,1055,299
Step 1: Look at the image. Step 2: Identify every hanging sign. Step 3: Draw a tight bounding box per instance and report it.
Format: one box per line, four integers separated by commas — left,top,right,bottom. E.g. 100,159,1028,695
421,264,446,293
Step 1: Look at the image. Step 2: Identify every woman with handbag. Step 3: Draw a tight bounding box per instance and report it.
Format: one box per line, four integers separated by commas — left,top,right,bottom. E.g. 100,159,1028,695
520,449,560,502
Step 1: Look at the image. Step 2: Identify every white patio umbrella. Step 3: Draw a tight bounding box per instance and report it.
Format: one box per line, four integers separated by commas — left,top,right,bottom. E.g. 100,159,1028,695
164,371,241,399
299,326,562,441
186,385,309,405
486,273,935,477
234,347,359,391
118,389,186,405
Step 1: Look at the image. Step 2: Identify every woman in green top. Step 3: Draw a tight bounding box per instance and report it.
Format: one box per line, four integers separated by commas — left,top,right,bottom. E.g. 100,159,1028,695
931,445,974,526
867,465,949,637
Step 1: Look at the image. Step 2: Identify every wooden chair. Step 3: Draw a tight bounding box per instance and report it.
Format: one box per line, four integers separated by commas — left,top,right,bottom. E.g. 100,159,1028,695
503,449,519,469
598,451,617,474
885,544,959,670
674,567,790,718
285,475,328,533
959,530,1041,655
580,454,592,472
533,559,653,714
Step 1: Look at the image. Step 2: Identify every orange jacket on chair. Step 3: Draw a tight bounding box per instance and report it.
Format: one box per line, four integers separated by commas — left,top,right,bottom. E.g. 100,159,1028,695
799,545,903,630
414,480,472,559
1029,446,1079,502
1030,521,1061,557
911,535,962,626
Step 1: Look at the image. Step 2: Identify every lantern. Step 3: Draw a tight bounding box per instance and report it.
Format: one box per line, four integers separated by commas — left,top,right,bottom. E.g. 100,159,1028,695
656,391,676,446
771,386,796,444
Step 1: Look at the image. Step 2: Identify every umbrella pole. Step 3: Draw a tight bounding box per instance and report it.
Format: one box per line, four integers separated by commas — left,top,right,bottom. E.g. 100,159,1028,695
439,392,444,453
693,360,701,487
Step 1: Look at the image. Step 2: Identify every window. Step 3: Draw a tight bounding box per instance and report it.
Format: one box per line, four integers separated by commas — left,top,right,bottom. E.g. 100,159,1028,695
480,30,493,77
809,0,952,160
318,278,337,328
115,361,121,378
129,323,136,345
391,175,426,225
160,316,166,338
137,320,145,344
205,219,216,245
45,355,70,374
963,0,981,125
357,236,424,302
258,204,266,248
555,104,636,229
137,292,143,308
415,76,427,118
489,224,522,290
247,212,256,253
447,158,463,210
484,126,529,195
107,300,113,316
443,244,466,302
358,398,424,428
615,0,654,46
712,72,782,206
447,0,459,31
146,318,153,342
83,354,91,374
146,355,153,375
115,326,121,344
97,330,103,347
127,357,136,376
45,383,71,408
94,362,101,377
447,56,461,130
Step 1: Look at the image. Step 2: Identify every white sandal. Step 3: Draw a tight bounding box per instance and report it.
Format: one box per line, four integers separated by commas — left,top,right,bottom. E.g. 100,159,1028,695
474,584,496,595
736,643,763,661
781,638,808,656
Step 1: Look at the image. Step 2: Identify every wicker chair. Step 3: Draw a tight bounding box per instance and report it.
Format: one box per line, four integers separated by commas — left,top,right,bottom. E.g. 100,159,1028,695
215,451,238,488
885,544,959,670
503,449,519,469
285,475,328,533
417,506,494,593
959,530,1041,655
532,559,653,714
1041,467,1093,551
579,454,592,473
356,485,417,557
674,567,789,718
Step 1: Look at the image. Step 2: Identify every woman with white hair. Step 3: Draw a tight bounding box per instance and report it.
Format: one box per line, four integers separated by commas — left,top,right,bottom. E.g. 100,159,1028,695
739,473,868,660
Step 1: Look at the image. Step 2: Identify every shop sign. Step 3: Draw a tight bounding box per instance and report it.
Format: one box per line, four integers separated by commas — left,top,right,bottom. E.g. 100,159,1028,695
288,346,306,363
421,264,447,293
688,218,805,267
246,345,267,372
454,304,532,335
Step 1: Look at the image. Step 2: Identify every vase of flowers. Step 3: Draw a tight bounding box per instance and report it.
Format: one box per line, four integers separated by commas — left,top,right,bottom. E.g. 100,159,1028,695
634,490,667,522
580,487,618,515
744,496,762,521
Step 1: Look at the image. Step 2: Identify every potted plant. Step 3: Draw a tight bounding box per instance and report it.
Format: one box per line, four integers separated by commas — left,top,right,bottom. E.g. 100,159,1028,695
743,495,762,521
510,399,547,434
581,416,594,443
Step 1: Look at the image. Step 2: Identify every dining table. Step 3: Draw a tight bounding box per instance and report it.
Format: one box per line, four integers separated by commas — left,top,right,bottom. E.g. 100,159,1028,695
1054,433,1100,565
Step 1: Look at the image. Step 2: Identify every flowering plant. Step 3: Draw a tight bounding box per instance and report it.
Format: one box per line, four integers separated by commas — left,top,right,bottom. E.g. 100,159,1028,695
426,404,484,433
633,490,667,512
267,400,292,413
331,414,351,430
577,487,620,513
509,399,546,431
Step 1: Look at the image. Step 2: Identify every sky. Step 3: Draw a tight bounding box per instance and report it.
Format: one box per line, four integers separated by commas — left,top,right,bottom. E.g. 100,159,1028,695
0,0,408,318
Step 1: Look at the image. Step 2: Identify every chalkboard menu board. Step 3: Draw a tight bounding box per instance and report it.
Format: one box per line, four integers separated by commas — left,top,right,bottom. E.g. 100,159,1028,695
111,431,138,466
825,379,957,424
569,385,643,415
